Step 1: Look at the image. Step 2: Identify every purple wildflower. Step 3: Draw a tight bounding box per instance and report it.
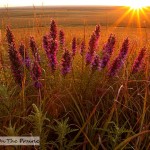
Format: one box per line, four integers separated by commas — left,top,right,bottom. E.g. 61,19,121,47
86,34,97,65
30,36,40,63
6,27,23,86
6,26,15,46
19,43,31,70
86,25,100,65
80,41,86,56
131,47,146,74
94,25,100,40
91,54,100,72
43,35,50,55
50,20,57,40
49,39,58,72
32,61,42,89
8,43,23,86
86,52,93,65
59,30,65,49
61,49,72,76
108,38,129,77
43,35,58,72
72,37,77,56
100,34,116,69
118,38,129,59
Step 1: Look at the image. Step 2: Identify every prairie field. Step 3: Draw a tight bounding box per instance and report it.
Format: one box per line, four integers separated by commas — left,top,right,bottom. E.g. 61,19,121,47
0,6,150,150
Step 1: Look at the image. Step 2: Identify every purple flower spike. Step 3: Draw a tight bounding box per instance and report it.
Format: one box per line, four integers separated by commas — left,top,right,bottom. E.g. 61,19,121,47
118,38,129,59
43,35,49,54
59,30,65,49
61,49,72,76
91,54,100,72
86,25,100,65
86,52,93,65
72,37,77,57
50,20,57,40
100,34,116,69
131,47,146,74
85,34,97,65
9,43,23,87
30,36,41,63
43,35,58,72
19,43,31,70
49,39,58,72
6,27,23,87
6,26,15,46
32,61,42,89
108,38,129,77
80,41,86,56
94,25,100,40
89,33,97,53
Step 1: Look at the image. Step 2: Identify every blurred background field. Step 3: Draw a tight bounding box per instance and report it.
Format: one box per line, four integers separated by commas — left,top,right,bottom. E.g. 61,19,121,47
0,6,150,46
0,6,150,28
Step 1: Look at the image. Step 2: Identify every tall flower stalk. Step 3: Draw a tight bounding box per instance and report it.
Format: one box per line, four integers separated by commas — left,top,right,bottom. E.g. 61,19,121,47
80,41,86,56
43,35,58,72
50,20,57,40
6,27,23,87
100,34,116,69
6,26,15,46
19,43,31,70
108,38,129,77
91,54,100,72
94,24,100,41
86,25,100,65
49,39,58,72
72,37,77,57
45,20,58,72
30,36,40,63
131,47,146,74
61,49,72,76
32,61,42,89
8,44,23,86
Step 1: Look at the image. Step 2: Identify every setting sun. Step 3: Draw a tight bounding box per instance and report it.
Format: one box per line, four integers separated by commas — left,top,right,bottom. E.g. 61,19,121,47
127,1,149,10
129,3,146,10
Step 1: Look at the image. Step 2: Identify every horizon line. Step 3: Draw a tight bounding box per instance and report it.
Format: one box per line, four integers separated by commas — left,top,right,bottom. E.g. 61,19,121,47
0,5,131,8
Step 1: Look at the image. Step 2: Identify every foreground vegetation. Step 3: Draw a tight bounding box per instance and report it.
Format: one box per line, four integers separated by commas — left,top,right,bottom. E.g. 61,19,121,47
0,6,150,150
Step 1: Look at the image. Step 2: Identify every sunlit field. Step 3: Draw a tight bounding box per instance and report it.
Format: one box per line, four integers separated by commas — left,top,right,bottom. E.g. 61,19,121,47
0,6,150,150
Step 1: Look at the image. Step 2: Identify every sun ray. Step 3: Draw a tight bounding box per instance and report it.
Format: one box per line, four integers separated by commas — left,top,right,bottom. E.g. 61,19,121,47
140,8,150,25
136,9,141,28
112,8,132,27
127,9,135,27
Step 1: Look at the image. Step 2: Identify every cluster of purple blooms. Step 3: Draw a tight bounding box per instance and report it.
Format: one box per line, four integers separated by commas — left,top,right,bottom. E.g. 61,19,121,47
86,25,100,65
6,21,147,89
72,37,77,57
61,49,72,76
131,47,146,74
43,20,72,76
108,38,129,77
43,20,58,73
80,41,86,56
6,26,23,87
32,61,42,89
19,43,31,70
100,34,116,69
30,36,41,63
